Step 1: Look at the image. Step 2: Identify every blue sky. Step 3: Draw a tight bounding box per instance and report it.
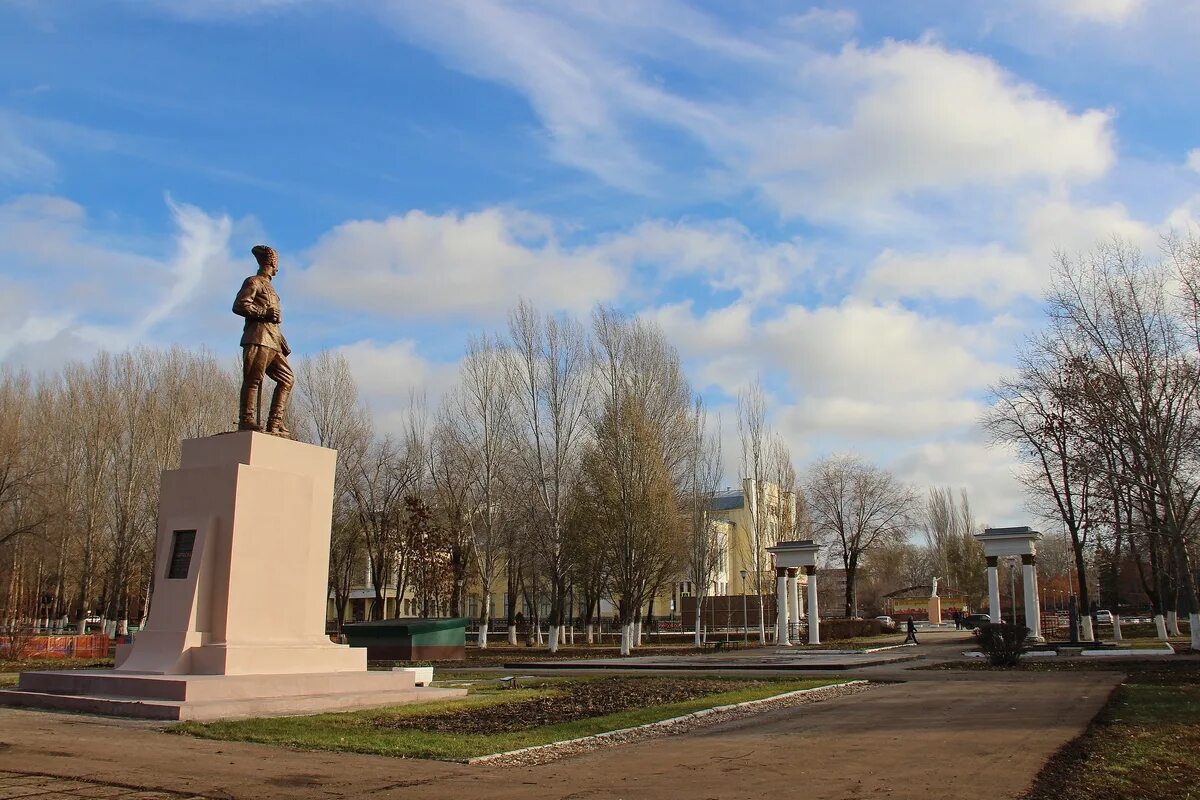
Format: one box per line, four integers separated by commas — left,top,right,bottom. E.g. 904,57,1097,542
3,0,1199,523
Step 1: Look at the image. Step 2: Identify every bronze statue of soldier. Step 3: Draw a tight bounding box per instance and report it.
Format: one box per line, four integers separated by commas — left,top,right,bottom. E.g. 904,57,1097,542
233,245,294,436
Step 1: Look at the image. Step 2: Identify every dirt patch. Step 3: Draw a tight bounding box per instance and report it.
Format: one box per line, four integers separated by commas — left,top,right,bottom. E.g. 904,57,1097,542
925,657,1200,685
375,677,757,734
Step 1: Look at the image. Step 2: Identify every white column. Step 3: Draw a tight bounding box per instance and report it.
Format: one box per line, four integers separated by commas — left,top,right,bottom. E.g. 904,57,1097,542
1022,556,1041,639
775,568,790,646
796,573,805,619
787,569,800,632
806,567,820,645
986,557,1001,623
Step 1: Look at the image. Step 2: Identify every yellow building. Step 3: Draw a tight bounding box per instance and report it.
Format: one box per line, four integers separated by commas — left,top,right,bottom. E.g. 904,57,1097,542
669,478,806,618
329,477,805,630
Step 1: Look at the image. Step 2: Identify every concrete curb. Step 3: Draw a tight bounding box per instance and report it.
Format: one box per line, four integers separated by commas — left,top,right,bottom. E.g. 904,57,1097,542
770,643,916,655
962,645,1177,658
464,680,867,765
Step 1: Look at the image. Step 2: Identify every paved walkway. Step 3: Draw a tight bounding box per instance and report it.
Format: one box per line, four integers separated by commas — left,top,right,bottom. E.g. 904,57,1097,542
517,644,919,671
0,634,1123,800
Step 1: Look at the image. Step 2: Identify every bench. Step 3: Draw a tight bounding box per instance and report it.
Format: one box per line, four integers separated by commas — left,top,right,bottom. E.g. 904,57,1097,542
707,639,748,652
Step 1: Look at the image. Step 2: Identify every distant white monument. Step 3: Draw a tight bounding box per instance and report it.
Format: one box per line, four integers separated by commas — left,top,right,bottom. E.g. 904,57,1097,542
928,577,942,625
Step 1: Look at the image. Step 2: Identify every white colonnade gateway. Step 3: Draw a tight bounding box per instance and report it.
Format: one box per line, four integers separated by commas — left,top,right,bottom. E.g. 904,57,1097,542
976,526,1043,641
766,540,822,645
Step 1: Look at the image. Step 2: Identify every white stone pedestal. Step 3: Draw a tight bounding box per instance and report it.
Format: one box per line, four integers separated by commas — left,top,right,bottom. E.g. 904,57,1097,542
928,596,942,626
1,432,462,720
115,431,362,675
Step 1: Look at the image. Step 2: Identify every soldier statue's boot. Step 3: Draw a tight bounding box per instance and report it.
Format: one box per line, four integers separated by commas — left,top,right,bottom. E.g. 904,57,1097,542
238,379,264,432
265,384,292,437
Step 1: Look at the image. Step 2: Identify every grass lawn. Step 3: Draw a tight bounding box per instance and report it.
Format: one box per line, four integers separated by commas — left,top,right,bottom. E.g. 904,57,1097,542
1126,639,1180,650
0,656,114,688
174,675,844,760
797,635,906,651
1024,660,1200,800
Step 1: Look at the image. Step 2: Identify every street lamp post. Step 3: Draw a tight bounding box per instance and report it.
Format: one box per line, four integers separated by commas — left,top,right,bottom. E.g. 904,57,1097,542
740,569,748,643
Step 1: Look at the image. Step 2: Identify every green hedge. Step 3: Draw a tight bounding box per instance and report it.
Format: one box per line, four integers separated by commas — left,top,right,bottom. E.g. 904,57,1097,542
818,619,885,639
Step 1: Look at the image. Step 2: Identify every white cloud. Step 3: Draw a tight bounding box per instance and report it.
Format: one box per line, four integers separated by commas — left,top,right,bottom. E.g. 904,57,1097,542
859,244,1041,308
890,439,1026,529
1022,196,1156,256
0,116,56,183
376,7,1116,227
596,219,811,302
1187,148,1200,175
752,42,1114,223
0,194,237,361
295,208,624,320
132,198,233,339
335,338,459,435
1043,0,1147,24
777,396,986,441
336,338,456,405
782,8,859,38
650,299,1008,401
379,0,728,193
1166,195,1200,231
137,0,321,20
854,194,1171,307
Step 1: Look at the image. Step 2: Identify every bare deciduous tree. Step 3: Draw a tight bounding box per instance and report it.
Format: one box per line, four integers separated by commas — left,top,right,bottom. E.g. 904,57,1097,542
683,397,723,647
806,454,916,618
505,300,592,652
737,378,770,642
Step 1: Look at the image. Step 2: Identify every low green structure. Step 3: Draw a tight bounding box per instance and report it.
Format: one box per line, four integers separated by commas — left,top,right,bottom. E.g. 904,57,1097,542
343,617,467,661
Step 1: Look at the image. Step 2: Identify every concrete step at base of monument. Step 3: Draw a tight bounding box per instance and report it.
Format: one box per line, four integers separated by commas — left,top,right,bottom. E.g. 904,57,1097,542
15,669,422,702
0,684,465,721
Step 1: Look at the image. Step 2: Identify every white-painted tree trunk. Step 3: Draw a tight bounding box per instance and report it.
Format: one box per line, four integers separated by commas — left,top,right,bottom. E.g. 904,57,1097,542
535,625,543,645
586,623,594,644
1189,613,1200,652
1154,613,1169,640
547,625,558,652
694,605,703,648
478,596,490,649
117,619,127,636
619,623,631,656
1167,611,1181,637
567,625,574,645
1111,614,1123,642
1079,616,1094,642
507,624,518,645
634,620,642,647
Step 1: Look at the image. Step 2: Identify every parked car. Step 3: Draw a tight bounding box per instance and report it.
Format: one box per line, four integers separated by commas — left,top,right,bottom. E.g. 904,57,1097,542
874,615,897,631
1095,610,1113,624
961,613,992,631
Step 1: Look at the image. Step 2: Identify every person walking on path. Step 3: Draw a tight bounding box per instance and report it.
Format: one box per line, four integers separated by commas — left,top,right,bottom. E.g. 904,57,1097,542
904,616,919,644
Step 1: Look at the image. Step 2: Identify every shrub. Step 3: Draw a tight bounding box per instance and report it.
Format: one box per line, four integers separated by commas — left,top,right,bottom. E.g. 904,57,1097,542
817,619,884,640
0,626,35,662
978,622,1029,667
